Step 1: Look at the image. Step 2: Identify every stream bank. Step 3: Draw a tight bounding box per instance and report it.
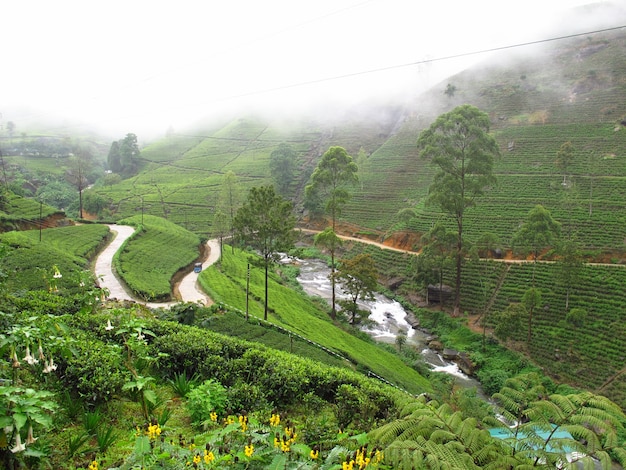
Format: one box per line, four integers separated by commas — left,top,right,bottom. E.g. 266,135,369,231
292,256,485,394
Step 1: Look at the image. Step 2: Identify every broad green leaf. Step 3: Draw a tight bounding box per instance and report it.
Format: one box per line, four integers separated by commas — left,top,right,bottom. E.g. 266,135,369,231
13,412,27,430
133,436,151,456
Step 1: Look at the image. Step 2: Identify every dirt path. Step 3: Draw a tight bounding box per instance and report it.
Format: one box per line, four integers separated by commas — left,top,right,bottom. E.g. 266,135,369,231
175,239,220,306
94,225,220,308
299,228,413,254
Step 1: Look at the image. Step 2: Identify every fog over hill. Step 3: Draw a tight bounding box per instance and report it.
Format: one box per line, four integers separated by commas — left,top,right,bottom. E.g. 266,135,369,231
1,0,624,140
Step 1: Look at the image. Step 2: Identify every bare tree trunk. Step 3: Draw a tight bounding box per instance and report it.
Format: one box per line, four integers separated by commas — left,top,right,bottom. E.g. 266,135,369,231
330,249,336,319
264,258,269,321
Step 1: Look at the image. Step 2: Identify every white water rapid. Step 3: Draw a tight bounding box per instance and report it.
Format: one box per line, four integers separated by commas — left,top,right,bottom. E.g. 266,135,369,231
291,256,483,390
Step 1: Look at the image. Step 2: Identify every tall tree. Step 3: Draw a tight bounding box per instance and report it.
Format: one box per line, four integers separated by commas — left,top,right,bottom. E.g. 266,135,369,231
305,146,358,319
212,209,229,257
305,146,358,231
233,186,295,320
494,302,526,343
511,204,561,284
107,141,121,173
6,121,15,144
65,146,93,218
555,141,574,185
556,237,584,311
118,133,140,176
314,227,342,319
216,171,241,254
417,105,499,315
269,143,296,196
522,287,542,343
355,146,368,190
418,222,456,306
335,253,378,325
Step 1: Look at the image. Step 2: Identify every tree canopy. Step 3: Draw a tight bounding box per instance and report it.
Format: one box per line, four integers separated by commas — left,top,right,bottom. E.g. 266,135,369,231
305,146,358,230
417,104,500,315
269,143,296,196
108,133,140,176
233,185,296,320
335,253,378,325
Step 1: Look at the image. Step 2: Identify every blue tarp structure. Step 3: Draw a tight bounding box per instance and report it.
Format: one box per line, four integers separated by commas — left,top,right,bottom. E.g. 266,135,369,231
489,425,578,454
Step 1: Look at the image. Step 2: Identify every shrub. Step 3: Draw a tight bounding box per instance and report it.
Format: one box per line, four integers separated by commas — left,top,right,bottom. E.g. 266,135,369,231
186,379,229,426
335,384,379,430
476,368,510,396
226,380,269,413
566,307,587,327
169,371,201,398
58,338,129,405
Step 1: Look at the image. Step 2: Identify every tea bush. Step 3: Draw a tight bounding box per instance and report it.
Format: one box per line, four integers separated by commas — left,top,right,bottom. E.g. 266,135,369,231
57,335,129,405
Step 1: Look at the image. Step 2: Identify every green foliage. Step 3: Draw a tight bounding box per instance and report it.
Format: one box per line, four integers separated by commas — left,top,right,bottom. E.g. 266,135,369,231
58,335,129,405
335,384,381,430
108,133,140,176
566,307,587,327
369,398,503,469
511,204,561,262
169,371,201,398
493,373,626,468
418,104,500,312
233,185,296,319
335,253,378,325
305,146,359,229
186,379,229,426
269,142,297,196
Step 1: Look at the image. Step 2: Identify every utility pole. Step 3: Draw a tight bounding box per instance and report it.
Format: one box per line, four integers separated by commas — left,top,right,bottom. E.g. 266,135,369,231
0,147,8,192
245,263,250,321
39,200,43,242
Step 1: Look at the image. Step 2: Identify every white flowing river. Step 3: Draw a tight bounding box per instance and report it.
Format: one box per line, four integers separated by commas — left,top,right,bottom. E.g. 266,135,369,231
292,256,484,391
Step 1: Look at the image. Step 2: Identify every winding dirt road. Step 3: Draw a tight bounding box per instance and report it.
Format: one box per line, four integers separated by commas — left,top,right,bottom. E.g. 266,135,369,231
94,225,219,308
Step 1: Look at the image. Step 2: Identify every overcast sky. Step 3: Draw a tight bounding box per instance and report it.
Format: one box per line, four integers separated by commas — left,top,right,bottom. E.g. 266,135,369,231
2,0,624,138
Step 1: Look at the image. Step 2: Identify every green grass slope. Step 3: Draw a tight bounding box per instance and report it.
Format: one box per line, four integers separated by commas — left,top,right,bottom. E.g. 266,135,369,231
89,28,626,262
374,29,626,254
200,245,431,395
91,109,402,235
0,193,64,230
342,237,626,410
0,224,110,291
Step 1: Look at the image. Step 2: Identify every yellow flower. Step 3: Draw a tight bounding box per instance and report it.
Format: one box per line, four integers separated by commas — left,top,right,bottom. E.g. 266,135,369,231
342,461,354,470
310,448,320,460
204,450,215,463
269,413,280,426
88,461,99,470
193,454,201,464
210,411,218,422
146,423,161,439
244,443,254,457
239,414,249,432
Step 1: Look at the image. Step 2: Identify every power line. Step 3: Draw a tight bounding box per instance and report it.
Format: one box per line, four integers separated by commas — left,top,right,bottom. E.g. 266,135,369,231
6,23,625,137
216,25,626,102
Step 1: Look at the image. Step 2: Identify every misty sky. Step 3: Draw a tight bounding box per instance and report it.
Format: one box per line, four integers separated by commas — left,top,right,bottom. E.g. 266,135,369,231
2,0,623,138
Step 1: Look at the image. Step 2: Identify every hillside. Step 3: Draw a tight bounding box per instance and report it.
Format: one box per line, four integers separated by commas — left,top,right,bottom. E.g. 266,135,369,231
87,27,626,261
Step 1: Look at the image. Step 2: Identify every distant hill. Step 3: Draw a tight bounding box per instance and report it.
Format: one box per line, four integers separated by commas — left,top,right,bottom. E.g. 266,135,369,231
86,22,625,254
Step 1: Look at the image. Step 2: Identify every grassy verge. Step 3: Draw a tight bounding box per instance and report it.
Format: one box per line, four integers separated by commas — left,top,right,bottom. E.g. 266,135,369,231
199,245,431,395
